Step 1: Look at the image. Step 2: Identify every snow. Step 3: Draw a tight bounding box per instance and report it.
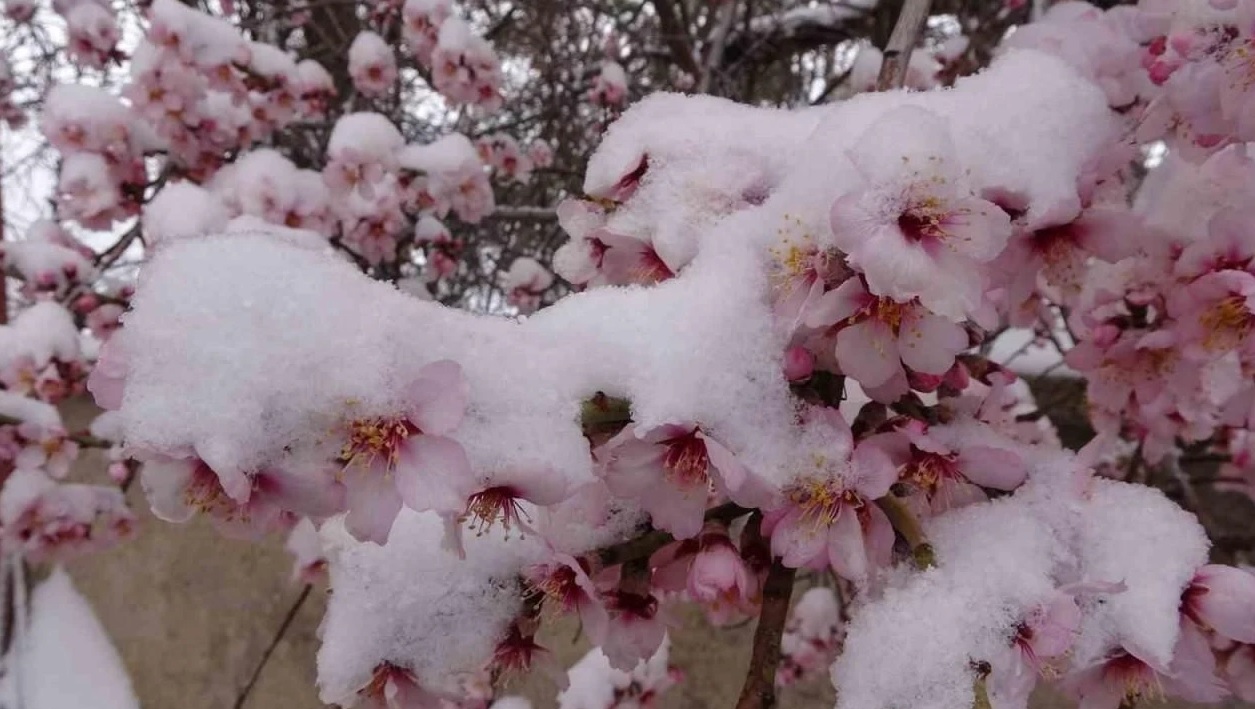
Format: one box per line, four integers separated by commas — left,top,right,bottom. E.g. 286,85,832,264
1070,478,1209,670
105,49,1139,705
830,451,1210,709
0,392,62,429
398,133,482,175
316,511,546,702
143,182,230,248
832,462,1074,709
4,568,139,709
0,238,93,287
328,112,404,160
0,302,82,370
556,638,674,709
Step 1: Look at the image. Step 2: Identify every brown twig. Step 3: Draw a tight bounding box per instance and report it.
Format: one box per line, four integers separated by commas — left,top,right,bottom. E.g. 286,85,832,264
875,0,935,91
593,502,749,568
233,584,313,709
876,495,936,568
735,549,796,709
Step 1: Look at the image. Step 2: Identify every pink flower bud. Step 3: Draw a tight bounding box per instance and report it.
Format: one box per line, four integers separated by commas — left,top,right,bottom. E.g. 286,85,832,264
73,293,100,313
107,461,130,484
783,346,815,382
1183,565,1255,643
686,540,753,607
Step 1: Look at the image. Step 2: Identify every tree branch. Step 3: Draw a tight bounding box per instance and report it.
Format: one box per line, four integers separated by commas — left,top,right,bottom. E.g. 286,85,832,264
734,556,795,709
876,495,936,568
592,502,749,568
651,0,703,79
876,0,934,90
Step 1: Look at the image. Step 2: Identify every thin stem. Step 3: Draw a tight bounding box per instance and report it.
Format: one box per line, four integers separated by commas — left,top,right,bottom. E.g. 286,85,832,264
876,0,934,91
233,584,313,709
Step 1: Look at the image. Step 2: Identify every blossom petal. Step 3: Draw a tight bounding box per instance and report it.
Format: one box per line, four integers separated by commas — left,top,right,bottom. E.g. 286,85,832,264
343,472,401,545
827,508,870,582
1192,565,1255,643
770,509,827,569
899,310,967,375
405,359,469,435
395,435,473,513
802,278,867,330
957,446,1027,491
835,319,900,388
641,480,708,540
140,458,195,524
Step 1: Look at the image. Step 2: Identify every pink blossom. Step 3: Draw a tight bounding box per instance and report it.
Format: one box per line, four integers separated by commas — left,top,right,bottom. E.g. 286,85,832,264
338,360,473,544
777,587,842,687
989,592,1081,708
0,469,135,563
1227,644,1255,701
830,109,1012,320
1063,619,1228,708
993,205,1140,310
355,663,445,709
349,31,398,99
804,277,968,395
782,346,815,382
286,517,327,584
402,0,451,64
685,536,756,624
650,526,758,625
1177,208,1255,280
872,419,1027,514
764,409,896,582
769,233,848,334
86,302,125,341
141,456,343,539
14,422,78,479
65,3,120,69
524,554,609,643
526,140,554,170
1169,269,1255,357
598,423,761,539
601,590,667,671
443,467,571,557
589,61,628,108
1182,564,1255,643
87,336,128,410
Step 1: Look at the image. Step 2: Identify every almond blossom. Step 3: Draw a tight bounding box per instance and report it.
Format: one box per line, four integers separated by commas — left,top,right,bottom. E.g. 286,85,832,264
804,277,969,397
764,409,896,582
338,360,473,544
598,423,760,540
830,108,1012,321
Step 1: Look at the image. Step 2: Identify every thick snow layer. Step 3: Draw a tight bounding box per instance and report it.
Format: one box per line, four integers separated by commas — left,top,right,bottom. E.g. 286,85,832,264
1071,478,1209,669
0,302,82,370
317,511,546,702
830,455,1209,709
5,568,139,709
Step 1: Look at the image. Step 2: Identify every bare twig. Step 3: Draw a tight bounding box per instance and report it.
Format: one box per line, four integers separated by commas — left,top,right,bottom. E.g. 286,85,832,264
876,0,935,91
651,0,703,79
593,502,749,568
735,519,796,709
697,0,739,95
876,495,936,568
233,584,313,709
